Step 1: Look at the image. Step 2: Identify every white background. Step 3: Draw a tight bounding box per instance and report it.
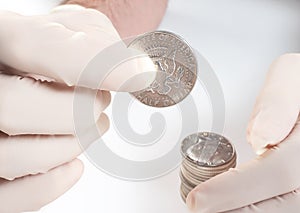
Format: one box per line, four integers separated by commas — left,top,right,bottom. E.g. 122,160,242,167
0,0,299,212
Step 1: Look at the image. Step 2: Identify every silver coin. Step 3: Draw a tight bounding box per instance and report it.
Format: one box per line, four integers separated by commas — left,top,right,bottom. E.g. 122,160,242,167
180,170,197,188
129,31,197,107
180,184,188,202
182,153,237,172
181,132,235,167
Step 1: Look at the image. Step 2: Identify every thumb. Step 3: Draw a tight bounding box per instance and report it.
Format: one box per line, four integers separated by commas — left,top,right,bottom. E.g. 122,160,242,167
77,41,157,92
102,55,157,92
247,53,300,154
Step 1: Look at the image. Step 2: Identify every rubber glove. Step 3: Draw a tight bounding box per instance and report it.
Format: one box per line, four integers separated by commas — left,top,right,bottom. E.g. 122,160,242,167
0,4,156,92
186,53,300,213
0,5,155,213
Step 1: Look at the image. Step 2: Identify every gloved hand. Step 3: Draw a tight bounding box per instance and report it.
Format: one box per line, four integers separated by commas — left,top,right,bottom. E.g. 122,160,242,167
0,4,155,91
0,4,155,213
186,53,300,213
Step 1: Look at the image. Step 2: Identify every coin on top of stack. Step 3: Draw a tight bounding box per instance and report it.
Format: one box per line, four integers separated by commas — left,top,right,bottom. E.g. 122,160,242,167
179,132,237,202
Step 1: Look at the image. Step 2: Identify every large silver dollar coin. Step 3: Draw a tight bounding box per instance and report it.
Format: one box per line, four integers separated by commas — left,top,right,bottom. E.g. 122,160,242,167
129,31,197,107
181,132,235,167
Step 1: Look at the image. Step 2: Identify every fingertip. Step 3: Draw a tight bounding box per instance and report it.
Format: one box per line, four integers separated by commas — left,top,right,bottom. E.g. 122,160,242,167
186,189,197,212
94,90,111,118
186,186,210,213
46,159,84,201
102,90,112,105
96,112,110,136
101,90,112,111
53,159,84,184
76,112,109,150
247,106,298,155
102,55,156,92
247,122,266,155
36,159,84,210
133,56,157,91
247,132,269,155
69,158,84,178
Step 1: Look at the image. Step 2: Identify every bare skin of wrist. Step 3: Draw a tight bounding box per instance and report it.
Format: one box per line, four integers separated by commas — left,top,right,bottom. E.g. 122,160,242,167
64,0,168,38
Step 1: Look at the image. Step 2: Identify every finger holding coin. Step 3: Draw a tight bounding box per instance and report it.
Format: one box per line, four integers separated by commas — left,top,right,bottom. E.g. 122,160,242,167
128,31,197,107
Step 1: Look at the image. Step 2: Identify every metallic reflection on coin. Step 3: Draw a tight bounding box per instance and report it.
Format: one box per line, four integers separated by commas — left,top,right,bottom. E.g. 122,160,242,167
129,31,197,107
181,132,235,167
179,132,237,203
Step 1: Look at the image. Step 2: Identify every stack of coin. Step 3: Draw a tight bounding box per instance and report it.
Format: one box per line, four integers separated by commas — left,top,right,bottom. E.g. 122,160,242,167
179,132,237,202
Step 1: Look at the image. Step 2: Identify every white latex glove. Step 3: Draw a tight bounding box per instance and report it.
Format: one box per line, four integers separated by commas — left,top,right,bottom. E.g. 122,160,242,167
186,53,300,213
0,4,155,91
0,5,155,213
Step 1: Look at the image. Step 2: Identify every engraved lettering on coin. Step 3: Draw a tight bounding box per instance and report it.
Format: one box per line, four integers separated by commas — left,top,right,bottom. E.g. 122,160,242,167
129,31,197,107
